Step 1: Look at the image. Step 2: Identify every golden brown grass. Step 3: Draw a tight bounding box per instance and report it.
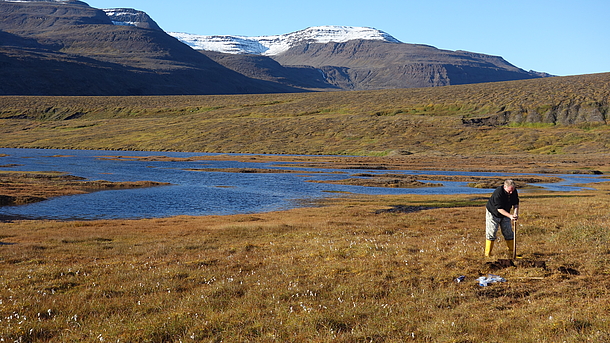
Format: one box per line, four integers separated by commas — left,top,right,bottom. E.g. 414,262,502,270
0,73,609,156
2,180,610,342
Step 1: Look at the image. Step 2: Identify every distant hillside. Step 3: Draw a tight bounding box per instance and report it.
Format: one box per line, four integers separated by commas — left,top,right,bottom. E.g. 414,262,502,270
273,40,544,90
0,73,608,156
0,0,301,95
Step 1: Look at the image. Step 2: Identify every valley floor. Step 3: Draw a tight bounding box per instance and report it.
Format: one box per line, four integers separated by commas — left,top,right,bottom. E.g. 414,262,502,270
1,154,609,341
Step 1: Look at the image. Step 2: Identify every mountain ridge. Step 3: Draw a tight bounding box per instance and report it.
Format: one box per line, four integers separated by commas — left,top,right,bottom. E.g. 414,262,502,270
124,18,552,90
1,0,552,95
169,26,402,56
0,0,303,95
102,8,551,83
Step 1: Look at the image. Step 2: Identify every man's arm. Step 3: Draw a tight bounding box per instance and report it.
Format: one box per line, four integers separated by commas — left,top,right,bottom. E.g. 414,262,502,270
498,208,518,220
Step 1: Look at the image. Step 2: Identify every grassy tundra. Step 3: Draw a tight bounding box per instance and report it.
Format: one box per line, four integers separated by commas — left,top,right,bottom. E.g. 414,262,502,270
1,73,610,341
0,73,609,155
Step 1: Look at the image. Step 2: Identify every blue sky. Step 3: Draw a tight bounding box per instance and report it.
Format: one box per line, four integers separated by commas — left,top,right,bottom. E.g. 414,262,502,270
85,0,609,77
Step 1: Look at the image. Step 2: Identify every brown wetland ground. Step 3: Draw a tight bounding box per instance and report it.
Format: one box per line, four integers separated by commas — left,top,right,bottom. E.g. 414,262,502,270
2,153,610,342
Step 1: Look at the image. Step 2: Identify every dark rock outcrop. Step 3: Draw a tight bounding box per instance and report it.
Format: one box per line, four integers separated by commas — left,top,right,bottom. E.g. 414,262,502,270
462,101,608,126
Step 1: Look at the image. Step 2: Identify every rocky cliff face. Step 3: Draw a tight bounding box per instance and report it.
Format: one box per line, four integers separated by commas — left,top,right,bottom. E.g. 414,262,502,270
464,102,609,126
271,40,543,90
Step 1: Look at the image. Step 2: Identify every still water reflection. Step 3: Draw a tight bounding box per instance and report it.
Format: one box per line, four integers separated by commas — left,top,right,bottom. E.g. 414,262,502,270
0,148,607,220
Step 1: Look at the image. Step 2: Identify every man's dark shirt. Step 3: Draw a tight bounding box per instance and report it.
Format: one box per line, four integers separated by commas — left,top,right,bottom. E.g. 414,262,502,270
486,186,519,218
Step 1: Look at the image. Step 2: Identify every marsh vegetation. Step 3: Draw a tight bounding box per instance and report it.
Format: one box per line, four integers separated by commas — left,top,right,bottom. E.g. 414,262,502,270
2,179,610,341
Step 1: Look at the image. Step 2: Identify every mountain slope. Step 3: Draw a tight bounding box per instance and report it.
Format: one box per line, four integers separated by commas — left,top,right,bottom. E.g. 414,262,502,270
273,40,542,89
171,26,549,91
0,0,301,95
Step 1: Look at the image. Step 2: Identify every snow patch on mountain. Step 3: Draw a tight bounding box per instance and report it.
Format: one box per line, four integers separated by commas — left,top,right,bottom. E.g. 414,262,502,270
102,8,162,31
169,26,402,56
103,9,138,26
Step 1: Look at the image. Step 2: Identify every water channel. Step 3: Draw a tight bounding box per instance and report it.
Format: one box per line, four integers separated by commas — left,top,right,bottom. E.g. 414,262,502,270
1,148,607,220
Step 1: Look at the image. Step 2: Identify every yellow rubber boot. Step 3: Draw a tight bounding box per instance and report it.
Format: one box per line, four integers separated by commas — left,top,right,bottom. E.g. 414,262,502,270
485,240,494,257
505,240,515,258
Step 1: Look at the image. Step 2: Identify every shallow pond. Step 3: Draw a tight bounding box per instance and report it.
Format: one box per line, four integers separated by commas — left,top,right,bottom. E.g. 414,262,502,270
0,148,607,220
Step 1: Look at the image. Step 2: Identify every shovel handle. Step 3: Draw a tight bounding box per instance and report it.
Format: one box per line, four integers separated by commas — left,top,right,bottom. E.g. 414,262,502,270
511,219,517,259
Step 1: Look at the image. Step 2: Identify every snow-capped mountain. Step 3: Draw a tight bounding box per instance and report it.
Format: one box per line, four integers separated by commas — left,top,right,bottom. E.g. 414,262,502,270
168,26,402,56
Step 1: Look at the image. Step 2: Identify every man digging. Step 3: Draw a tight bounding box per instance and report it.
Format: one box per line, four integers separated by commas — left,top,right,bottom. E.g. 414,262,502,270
485,179,519,257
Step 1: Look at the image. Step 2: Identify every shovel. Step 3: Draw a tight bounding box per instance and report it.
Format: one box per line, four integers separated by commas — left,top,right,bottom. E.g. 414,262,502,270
511,219,517,259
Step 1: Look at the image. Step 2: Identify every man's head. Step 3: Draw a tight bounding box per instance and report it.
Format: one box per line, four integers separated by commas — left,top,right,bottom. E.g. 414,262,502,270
503,179,516,194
